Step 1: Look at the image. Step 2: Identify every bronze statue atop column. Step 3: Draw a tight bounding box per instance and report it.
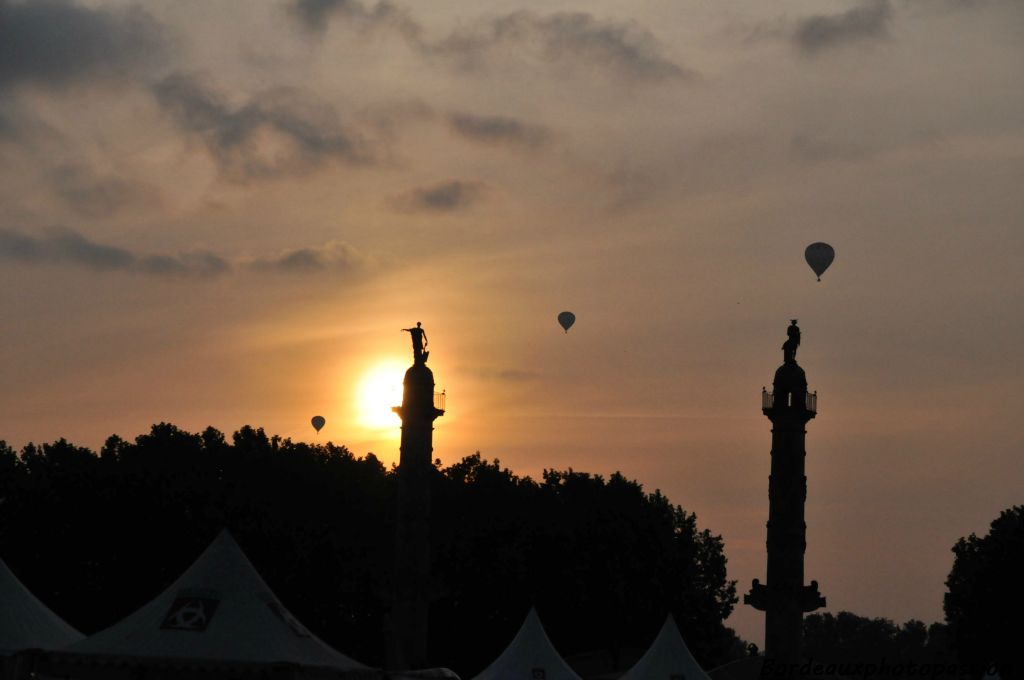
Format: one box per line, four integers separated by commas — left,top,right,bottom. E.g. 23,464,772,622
782,319,800,365
402,322,429,364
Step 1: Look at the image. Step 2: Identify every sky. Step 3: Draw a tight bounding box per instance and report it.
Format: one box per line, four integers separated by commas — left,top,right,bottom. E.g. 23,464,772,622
1,0,1022,647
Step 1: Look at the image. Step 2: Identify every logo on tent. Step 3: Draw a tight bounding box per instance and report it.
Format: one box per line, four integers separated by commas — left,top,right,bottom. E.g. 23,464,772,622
531,669,546,679
161,597,220,632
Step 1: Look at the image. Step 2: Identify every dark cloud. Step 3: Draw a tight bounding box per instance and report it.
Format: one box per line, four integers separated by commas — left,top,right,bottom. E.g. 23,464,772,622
49,164,160,218
0,227,372,278
0,227,133,269
153,73,372,180
447,113,550,147
249,241,369,274
794,0,891,54
292,0,356,30
291,0,420,39
0,0,166,88
0,227,228,277
396,180,484,212
290,1,689,83
432,11,692,82
134,251,230,277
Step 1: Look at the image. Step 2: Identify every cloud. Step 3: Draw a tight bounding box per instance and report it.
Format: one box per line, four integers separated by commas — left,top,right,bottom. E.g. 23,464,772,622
152,73,372,180
0,97,60,141
0,0,166,88
290,1,690,83
248,240,370,274
0,228,373,279
290,0,420,39
794,0,891,54
432,11,692,82
447,113,550,148
0,227,228,277
291,0,357,30
49,164,161,218
394,180,485,212
358,99,435,137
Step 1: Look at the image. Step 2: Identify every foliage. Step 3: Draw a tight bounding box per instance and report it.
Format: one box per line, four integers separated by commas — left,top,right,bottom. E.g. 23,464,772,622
431,455,740,674
945,506,1024,680
0,425,741,675
803,611,953,670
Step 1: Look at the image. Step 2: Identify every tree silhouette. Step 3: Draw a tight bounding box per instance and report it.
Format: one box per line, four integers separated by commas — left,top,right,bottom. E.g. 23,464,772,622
802,611,953,671
945,505,1024,680
0,425,743,676
430,455,739,675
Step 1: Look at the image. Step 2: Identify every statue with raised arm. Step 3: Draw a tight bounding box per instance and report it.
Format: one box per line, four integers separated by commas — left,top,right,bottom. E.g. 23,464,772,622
782,319,801,364
402,322,429,364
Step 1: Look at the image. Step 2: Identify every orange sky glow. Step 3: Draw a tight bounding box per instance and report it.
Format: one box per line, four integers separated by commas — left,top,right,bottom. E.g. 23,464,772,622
1,0,1022,647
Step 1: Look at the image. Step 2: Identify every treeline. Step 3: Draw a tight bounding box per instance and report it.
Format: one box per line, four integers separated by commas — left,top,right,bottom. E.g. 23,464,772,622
0,423,744,676
803,612,953,669
799,502,1024,680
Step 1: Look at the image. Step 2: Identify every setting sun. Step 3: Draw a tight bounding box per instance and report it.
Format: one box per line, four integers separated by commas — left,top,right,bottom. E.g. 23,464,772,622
356,361,406,430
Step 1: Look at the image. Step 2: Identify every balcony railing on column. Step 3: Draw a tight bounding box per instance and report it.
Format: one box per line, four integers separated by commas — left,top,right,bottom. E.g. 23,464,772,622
761,389,817,413
433,390,446,411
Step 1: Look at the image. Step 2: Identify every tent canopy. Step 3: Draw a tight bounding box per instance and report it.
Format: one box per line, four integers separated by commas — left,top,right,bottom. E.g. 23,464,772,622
471,608,581,680
619,614,711,680
0,558,84,654
66,530,370,672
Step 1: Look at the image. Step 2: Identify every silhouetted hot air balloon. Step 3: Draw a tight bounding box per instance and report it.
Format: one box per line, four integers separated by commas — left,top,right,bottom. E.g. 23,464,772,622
557,311,575,333
311,416,325,433
805,242,835,281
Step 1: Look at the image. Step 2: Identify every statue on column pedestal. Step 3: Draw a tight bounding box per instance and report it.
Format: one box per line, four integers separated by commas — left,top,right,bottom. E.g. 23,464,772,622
782,319,800,365
402,322,429,364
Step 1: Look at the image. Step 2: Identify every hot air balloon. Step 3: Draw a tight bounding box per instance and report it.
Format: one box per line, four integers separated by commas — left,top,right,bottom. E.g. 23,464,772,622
311,416,325,433
557,311,575,333
805,242,835,281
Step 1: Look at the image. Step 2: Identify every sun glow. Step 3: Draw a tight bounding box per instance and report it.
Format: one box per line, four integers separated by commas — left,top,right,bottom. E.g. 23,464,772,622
356,361,406,430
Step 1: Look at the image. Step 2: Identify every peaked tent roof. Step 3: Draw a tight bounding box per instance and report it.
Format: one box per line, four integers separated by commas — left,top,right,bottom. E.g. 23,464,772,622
619,614,711,680
65,531,371,672
471,608,581,680
0,558,85,654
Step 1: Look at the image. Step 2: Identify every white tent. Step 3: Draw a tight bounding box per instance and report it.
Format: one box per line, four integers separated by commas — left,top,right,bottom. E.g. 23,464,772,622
471,608,580,680
619,614,711,680
62,530,374,674
0,558,84,654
